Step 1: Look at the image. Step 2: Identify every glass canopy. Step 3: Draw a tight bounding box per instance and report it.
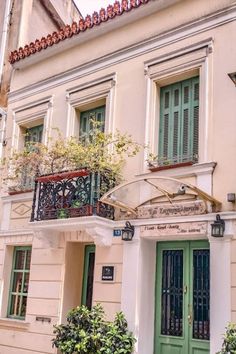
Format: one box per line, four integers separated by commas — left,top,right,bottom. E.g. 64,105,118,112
99,176,221,216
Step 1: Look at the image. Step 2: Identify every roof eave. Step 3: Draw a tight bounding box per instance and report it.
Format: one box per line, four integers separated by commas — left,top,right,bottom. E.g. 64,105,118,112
12,0,182,70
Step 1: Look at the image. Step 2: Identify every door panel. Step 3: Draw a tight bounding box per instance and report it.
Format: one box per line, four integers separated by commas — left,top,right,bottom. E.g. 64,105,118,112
189,244,210,354
161,250,183,337
160,344,183,354
81,245,95,309
155,241,210,354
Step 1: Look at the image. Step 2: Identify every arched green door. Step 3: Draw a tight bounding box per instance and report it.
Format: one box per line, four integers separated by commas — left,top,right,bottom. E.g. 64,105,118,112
155,241,210,354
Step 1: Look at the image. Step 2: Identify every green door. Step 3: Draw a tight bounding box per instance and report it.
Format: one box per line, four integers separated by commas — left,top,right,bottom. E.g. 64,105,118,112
155,241,210,354
81,245,95,309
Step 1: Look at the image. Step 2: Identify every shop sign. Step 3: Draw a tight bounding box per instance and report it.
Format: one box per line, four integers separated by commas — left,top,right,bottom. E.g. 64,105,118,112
102,266,114,281
140,221,207,238
138,200,206,219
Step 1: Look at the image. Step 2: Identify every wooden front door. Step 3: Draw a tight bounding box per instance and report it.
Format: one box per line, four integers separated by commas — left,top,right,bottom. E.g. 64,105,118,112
155,241,210,354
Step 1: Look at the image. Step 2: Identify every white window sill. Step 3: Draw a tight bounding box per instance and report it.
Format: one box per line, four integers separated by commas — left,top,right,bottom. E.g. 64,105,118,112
0,317,30,330
139,161,217,179
139,161,216,195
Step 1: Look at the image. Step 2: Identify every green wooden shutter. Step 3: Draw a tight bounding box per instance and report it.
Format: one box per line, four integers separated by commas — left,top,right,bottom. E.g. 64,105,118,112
80,106,105,137
181,79,192,162
171,84,182,164
159,88,171,164
25,124,43,145
159,77,199,166
192,78,199,161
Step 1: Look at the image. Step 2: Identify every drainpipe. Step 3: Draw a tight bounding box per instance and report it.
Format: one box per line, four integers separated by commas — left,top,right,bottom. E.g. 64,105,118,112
0,108,7,159
0,0,12,84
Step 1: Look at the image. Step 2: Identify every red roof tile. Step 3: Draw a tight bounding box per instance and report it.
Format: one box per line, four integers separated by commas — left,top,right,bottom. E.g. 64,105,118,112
9,0,150,65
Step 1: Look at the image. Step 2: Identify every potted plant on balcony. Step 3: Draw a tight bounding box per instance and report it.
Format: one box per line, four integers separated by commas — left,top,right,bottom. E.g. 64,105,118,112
146,152,198,172
4,122,141,190
3,121,142,220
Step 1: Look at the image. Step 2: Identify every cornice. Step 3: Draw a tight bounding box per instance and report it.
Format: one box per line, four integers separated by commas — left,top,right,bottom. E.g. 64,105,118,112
10,0,179,68
1,192,34,203
8,3,236,104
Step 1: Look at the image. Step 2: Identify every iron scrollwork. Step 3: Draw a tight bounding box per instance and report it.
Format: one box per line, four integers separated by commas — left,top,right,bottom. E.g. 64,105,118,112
31,171,114,222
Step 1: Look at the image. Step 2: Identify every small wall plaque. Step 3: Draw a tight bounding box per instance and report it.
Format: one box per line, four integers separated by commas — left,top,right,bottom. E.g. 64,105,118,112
36,316,51,323
102,266,114,281
113,229,121,237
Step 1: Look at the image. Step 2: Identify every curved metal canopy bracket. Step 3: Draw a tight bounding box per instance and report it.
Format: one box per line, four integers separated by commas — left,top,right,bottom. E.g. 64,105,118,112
100,176,221,215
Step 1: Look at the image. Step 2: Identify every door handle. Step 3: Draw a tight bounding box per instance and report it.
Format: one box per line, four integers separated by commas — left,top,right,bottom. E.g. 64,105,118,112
188,304,192,325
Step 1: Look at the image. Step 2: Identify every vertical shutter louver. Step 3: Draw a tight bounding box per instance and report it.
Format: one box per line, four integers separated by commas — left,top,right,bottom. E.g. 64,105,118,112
183,109,189,158
159,88,171,163
192,80,199,161
172,85,181,163
173,112,179,160
181,81,191,162
163,114,169,158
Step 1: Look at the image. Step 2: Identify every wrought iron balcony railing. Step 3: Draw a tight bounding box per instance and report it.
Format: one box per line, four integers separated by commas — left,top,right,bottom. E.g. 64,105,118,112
30,170,114,222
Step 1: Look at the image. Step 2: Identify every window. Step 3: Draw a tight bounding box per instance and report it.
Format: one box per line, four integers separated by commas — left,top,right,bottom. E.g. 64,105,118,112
21,124,43,189
158,77,199,166
66,74,115,138
79,106,105,137
25,124,43,146
8,247,31,319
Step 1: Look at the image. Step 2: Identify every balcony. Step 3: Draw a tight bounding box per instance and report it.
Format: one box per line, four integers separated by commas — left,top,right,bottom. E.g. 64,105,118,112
30,169,114,222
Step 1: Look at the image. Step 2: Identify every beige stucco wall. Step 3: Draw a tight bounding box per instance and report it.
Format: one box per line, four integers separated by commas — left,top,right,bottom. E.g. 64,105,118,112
231,238,236,322
94,238,123,319
6,16,236,208
0,227,123,353
1,0,236,352
0,1,7,47
18,0,80,47
10,0,234,90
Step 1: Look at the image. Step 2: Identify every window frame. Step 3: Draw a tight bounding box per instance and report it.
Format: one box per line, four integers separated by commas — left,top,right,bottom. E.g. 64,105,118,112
158,76,199,166
11,97,53,151
143,41,212,173
10,98,52,191
66,74,116,138
7,246,32,320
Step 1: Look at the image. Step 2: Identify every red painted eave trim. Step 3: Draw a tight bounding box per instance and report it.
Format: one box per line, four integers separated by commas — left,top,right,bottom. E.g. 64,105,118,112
10,0,181,69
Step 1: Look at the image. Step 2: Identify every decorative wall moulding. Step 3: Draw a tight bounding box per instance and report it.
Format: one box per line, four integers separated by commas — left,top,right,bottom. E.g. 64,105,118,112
11,202,31,218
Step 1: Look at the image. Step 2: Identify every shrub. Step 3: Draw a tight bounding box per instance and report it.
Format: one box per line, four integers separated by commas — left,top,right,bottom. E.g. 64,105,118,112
52,304,136,354
218,323,236,354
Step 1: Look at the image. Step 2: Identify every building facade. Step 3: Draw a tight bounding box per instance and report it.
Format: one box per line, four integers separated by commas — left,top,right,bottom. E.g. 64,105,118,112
0,0,81,159
1,0,236,353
